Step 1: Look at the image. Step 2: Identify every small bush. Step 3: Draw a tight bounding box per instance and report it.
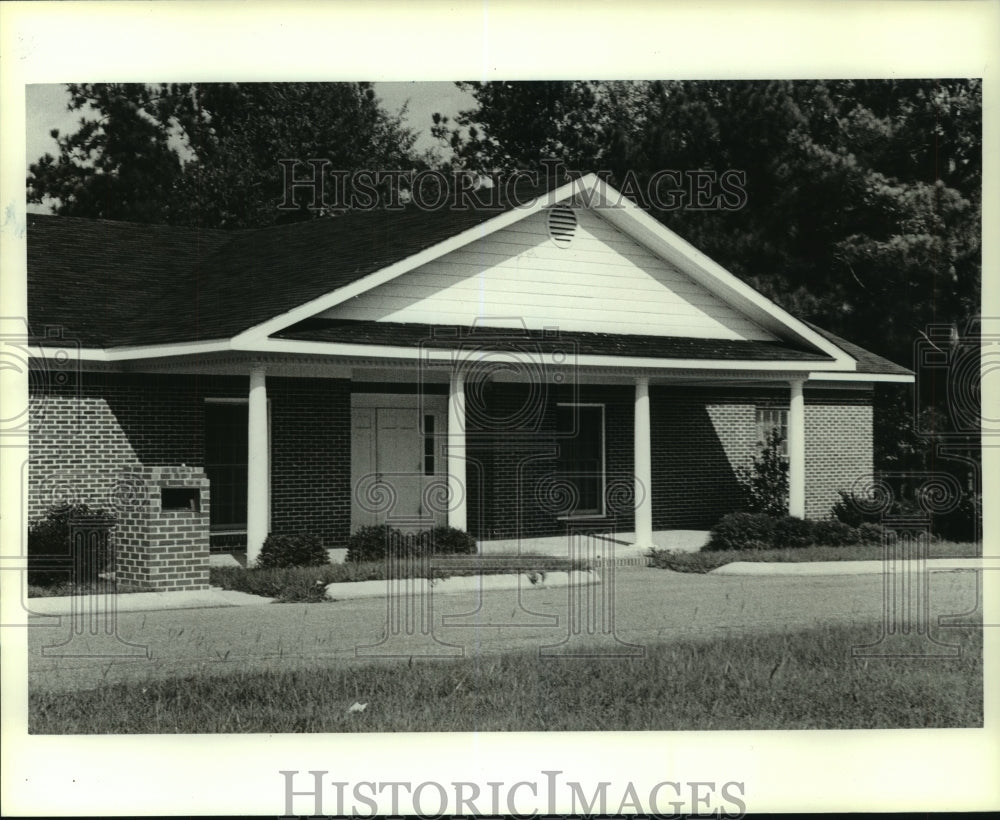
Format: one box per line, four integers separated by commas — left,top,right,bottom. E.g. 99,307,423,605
28,503,115,586
856,522,886,545
810,519,859,547
707,512,883,551
427,526,477,555
830,489,874,528
772,516,815,549
706,512,777,551
736,427,789,516
256,533,329,569
346,525,477,562
346,525,404,562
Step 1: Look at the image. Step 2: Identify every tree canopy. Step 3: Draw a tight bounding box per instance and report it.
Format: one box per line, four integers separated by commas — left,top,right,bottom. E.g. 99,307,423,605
434,79,982,479
435,79,981,375
28,82,421,228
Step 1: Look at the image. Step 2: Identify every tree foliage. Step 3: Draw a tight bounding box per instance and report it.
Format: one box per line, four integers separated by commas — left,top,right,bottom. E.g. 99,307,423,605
28,82,420,228
437,80,982,475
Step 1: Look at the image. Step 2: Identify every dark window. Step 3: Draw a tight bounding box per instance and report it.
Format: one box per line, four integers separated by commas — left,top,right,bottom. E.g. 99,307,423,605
424,414,435,476
161,488,200,511
556,404,604,515
205,402,248,530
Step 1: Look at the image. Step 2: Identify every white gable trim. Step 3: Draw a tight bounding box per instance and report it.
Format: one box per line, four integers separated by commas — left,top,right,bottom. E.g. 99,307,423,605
28,339,234,363
808,371,914,383
589,189,856,368
231,176,600,347
234,173,857,369
249,335,845,372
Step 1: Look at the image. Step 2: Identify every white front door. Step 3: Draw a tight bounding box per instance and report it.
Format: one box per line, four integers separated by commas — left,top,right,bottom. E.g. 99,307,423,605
351,403,443,531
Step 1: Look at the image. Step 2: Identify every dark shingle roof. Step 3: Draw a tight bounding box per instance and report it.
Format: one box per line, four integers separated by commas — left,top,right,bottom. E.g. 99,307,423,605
28,200,513,347
804,322,913,376
26,202,912,376
275,318,833,363
27,215,232,348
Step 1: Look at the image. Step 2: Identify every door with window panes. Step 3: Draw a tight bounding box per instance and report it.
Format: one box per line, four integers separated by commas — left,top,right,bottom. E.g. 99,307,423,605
204,402,249,541
556,403,605,516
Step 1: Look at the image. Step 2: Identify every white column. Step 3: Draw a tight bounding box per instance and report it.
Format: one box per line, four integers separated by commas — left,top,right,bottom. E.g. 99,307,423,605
447,368,467,531
246,367,269,564
788,379,806,518
634,376,653,548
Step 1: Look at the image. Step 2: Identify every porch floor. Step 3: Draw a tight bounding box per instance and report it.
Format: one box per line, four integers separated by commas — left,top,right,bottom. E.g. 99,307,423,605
477,529,710,560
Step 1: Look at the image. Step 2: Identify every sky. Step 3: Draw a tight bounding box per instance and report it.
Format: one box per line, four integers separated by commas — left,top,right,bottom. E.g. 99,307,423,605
24,81,476,213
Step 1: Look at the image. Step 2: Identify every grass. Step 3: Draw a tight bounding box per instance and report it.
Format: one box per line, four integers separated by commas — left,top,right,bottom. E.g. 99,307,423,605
29,622,982,732
649,540,981,574
210,553,590,603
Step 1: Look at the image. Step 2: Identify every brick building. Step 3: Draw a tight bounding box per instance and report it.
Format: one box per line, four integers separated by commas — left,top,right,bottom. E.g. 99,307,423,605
27,175,912,585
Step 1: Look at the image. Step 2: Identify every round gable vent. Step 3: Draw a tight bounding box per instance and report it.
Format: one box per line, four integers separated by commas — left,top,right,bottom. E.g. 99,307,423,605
547,204,578,248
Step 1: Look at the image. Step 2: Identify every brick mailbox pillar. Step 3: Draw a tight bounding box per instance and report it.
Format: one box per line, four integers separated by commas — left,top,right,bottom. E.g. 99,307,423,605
116,465,211,591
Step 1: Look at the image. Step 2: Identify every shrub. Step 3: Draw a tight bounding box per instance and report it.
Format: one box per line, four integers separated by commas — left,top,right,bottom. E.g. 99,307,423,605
772,516,815,549
832,488,926,527
830,489,873,528
427,526,477,555
707,512,881,551
346,525,478,562
736,427,789,516
706,512,778,551
256,533,329,569
28,503,115,586
856,522,886,545
346,525,404,562
810,519,859,547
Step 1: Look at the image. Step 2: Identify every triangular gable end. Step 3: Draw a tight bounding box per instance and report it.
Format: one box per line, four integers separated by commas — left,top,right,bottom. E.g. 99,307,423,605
238,175,856,368
315,203,777,342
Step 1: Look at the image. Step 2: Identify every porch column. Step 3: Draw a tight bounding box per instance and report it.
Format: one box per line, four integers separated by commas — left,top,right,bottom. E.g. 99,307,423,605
246,367,269,564
634,376,653,548
788,378,806,518
447,368,467,531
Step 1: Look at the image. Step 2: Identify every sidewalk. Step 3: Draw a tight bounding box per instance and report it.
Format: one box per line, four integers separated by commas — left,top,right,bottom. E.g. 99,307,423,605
25,557,990,615
711,557,990,576
26,587,275,616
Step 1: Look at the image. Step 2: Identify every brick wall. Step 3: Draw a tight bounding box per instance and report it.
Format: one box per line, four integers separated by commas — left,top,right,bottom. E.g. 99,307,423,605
29,371,244,521
115,465,210,591
29,368,874,554
29,370,353,548
804,389,874,519
650,387,759,529
270,377,351,548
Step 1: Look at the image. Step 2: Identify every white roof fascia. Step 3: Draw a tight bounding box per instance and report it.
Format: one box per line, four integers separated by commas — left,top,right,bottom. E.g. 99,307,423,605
28,339,233,362
254,336,844,372
590,187,858,369
808,371,914,383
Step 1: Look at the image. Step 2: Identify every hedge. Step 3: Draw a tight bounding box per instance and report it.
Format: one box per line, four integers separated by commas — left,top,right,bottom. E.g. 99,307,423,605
706,512,884,552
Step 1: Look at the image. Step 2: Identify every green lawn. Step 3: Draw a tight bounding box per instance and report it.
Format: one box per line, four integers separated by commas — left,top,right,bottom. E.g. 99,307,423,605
649,541,981,574
29,622,982,733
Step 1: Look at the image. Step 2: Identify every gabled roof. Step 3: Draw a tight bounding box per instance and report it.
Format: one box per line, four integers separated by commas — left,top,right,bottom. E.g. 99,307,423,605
26,175,913,378
27,190,517,348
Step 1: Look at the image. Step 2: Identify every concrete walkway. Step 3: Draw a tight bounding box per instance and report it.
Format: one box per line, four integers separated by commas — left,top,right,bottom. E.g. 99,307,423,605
713,557,992,576
26,587,274,616
23,555,990,615
478,529,709,559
